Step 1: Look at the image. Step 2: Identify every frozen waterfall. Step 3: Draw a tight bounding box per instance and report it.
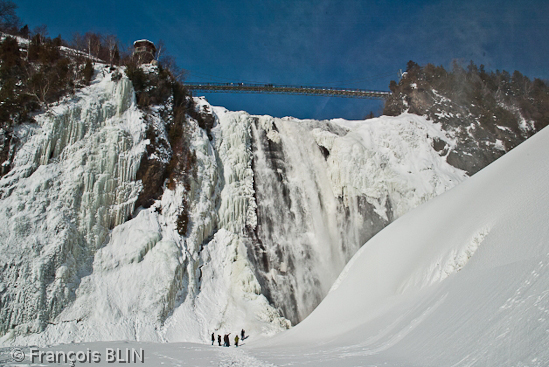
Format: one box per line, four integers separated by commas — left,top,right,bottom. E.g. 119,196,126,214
222,111,467,325
0,66,145,338
246,116,366,323
0,69,468,346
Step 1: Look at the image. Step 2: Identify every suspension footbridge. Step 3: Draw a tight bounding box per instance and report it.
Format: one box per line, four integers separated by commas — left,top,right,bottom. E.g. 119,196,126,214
184,82,391,99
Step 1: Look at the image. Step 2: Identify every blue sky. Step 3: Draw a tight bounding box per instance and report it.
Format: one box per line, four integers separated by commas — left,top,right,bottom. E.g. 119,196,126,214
14,0,549,120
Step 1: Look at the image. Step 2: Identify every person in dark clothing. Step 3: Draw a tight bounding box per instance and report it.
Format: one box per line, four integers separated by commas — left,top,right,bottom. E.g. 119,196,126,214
218,335,222,346
211,332,215,345
224,334,230,347
241,329,245,340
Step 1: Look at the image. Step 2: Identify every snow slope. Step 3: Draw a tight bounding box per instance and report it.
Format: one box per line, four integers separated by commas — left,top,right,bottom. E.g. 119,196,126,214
250,120,549,366
2,123,546,366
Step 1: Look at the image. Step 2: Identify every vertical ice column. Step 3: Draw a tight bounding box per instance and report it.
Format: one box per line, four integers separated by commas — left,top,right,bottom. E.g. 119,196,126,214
0,70,147,337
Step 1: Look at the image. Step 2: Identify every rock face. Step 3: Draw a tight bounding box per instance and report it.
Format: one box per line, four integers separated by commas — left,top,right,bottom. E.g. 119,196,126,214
384,63,547,175
1,65,473,346
0,128,15,176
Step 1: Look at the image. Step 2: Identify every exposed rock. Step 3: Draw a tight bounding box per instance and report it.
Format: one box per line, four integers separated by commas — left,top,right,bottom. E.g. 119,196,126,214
384,62,547,175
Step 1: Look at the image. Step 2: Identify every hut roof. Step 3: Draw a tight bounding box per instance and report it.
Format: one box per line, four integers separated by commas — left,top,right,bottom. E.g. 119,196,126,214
133,39,156,50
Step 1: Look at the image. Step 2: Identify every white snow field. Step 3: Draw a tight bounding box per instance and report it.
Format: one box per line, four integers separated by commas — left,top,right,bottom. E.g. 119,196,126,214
2,108,548,366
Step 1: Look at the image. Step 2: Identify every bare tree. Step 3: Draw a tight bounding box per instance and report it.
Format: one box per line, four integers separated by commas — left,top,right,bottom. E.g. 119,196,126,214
155,41,187,82
71,32,85,52
104,34,119,66
70,32,87,67
0,0,20,32
83,32,102,62
155,39,165,62
159,55,187,82
25,66,52,107
32,25,48,43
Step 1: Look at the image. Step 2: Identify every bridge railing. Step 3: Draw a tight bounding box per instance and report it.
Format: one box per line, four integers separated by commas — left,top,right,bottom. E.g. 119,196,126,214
183,82,391,99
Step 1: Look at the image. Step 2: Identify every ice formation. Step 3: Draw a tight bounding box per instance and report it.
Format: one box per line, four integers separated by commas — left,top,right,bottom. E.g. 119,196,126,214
0,65,469,347
0,66,145,339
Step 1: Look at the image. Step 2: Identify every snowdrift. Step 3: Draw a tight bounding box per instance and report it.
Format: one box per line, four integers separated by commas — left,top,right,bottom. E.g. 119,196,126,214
253,125,549,365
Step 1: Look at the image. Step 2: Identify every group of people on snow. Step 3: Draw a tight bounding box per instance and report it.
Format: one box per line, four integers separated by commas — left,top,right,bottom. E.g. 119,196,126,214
211,329,246,347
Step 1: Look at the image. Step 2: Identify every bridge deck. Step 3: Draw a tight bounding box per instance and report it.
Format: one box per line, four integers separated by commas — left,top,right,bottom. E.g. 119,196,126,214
184,82,391,99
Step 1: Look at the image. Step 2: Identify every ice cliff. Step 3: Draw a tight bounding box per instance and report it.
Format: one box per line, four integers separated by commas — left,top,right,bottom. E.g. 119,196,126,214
0,65,469,346
0,66,145,339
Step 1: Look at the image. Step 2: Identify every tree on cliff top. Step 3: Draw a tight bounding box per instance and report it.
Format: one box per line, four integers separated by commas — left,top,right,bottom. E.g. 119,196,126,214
0,1,20,32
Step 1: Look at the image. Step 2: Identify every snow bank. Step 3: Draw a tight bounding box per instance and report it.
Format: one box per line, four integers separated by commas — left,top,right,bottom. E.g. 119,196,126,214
255,125,549,366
